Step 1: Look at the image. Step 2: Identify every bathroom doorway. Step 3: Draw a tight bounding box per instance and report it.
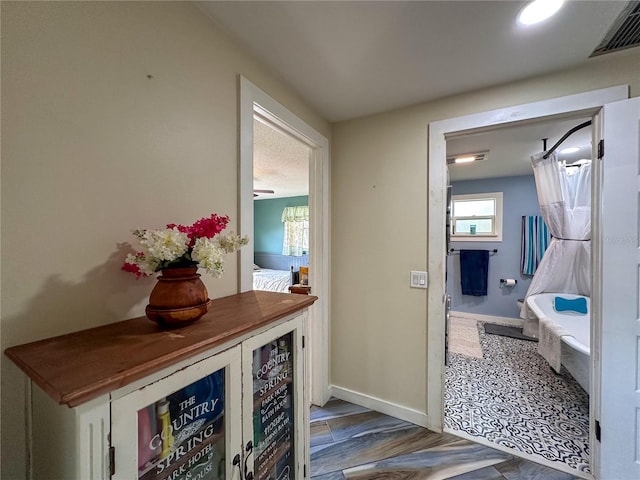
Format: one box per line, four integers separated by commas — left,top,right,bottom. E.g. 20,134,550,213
428,86,640,479
442,115,593,476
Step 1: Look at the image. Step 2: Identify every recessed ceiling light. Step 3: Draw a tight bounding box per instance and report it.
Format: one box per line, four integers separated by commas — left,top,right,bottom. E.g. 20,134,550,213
560,147,580,154
518,0,564,26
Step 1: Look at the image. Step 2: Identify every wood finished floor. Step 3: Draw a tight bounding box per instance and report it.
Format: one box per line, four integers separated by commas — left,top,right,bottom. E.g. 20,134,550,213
310,398,581,480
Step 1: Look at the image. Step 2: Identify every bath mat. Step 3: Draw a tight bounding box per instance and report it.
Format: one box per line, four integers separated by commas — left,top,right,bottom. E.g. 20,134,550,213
448,316,483,358
483,323,538,342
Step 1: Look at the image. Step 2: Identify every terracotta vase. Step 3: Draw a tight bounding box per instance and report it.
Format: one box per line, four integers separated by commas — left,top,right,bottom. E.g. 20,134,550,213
145,267,212,327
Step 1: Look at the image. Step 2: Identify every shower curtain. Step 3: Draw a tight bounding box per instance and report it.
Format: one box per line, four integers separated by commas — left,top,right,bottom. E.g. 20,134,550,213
520,153,591,337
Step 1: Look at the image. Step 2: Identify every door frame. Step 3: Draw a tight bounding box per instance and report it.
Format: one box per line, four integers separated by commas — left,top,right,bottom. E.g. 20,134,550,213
239,76,331,407
595,97,640,479
426,85,628,453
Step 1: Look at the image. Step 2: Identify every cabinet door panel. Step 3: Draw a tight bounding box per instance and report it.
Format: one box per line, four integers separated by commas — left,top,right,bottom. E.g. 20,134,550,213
242,315,305,480
111,345,242,480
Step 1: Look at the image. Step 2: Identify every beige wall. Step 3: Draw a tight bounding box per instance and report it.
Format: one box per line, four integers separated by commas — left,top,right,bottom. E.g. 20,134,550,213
1,2,329,478
331,49,640,413
4,1,640,476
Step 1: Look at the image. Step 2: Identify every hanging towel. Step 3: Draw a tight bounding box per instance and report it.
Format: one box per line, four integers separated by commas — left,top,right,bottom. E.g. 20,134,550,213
521,215,551,275
460,249,489,296
538,317,570,373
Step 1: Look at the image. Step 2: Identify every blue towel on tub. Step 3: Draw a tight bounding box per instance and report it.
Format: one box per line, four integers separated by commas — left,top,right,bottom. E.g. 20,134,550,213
460,249,489,296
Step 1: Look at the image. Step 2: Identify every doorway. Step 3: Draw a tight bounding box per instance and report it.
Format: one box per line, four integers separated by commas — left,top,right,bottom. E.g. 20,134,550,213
427,86,631,478
239,76,331,408
443,116,593,476
252,114,310,291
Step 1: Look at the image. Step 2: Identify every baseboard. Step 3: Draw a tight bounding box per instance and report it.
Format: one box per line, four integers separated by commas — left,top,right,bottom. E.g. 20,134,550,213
450,311,523,327
330,385,429,428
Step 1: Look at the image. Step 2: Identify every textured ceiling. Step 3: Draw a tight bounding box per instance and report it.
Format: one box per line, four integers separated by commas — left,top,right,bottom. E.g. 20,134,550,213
253,118,309,199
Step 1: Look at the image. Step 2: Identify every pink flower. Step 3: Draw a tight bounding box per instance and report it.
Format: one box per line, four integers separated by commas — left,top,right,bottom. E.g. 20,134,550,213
190,214,229,240
166,223,191,234
165,214,229,247
122,261,145,279
123,213,245,278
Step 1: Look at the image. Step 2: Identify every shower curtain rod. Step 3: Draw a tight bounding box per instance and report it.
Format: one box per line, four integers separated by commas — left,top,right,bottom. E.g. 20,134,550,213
542,120,592,159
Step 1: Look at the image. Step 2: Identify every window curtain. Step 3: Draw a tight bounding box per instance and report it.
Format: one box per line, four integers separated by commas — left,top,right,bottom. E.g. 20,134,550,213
282,206,309,256
520,153,591,336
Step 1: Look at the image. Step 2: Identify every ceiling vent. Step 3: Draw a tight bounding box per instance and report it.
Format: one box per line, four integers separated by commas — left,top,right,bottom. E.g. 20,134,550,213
591,1,640,57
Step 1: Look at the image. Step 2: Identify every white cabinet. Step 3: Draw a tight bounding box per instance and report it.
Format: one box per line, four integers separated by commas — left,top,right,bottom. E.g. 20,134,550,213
242,316,307,480
110,345,243,480
6,291,316,480
110,314,306,480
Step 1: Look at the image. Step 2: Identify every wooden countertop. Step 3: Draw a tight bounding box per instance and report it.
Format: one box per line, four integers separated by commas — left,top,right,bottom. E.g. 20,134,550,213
5,291,317,408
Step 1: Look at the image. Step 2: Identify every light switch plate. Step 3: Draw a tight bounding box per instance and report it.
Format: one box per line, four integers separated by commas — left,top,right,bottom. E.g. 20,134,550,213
410,271,428,289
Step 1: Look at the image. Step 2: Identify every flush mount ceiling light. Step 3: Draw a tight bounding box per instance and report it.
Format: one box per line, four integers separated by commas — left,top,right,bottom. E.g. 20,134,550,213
518,0,564,26
446,151,489,165
454,156,476,164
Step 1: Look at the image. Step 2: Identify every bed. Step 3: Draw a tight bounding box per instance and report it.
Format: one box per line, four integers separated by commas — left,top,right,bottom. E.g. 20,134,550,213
253,267,293,293
252,253,309,293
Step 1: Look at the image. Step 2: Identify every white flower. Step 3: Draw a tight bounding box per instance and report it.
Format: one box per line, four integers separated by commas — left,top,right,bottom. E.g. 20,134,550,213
217,232,250,253
139,228,189,262
191,237,225,277
123,214,248,279
124,252,158,276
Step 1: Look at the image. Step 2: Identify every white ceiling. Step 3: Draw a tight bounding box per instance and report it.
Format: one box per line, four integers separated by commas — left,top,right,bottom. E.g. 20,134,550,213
198,0,628,122
447,115,593,181
196,1,631,192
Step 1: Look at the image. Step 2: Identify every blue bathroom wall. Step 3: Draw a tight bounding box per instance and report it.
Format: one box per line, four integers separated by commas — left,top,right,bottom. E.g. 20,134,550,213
447,175,541,319
254,196,308,254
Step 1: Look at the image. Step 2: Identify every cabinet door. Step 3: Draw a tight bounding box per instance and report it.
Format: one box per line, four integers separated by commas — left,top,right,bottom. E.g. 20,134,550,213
242,315,306,480
111,345,243,480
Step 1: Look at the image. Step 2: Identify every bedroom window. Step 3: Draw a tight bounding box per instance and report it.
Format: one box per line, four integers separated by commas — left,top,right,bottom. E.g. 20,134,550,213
450,192,503,241
282,206,309,256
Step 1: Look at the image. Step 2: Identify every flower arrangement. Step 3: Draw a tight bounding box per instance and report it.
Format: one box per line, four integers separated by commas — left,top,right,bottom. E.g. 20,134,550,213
122,213,248,279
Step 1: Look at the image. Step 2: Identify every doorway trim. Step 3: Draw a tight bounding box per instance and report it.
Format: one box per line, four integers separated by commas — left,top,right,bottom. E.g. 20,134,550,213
239,76,331,406
427,86,627,431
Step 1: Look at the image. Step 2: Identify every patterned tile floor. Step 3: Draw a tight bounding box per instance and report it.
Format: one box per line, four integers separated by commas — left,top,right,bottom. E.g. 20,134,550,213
444,319,590,476
310,398,581,479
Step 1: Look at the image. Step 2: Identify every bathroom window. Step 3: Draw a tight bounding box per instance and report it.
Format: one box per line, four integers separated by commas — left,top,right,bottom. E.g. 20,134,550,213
450,192,503,241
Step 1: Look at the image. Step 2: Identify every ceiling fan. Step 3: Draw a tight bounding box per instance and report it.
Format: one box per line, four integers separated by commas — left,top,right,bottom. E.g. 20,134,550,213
253,189,275,197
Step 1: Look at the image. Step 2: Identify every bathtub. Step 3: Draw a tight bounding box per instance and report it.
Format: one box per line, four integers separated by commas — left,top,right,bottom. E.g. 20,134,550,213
526,293,590,394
